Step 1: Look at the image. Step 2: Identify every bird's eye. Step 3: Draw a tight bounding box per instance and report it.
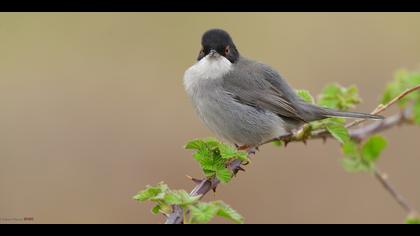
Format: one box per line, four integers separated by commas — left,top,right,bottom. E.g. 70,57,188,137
224,46,230,55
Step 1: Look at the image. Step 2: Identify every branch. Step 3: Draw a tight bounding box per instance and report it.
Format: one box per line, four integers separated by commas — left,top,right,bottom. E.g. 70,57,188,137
346,84,420,129
349,108,412,141
165,86,420,224
165,159,243,224
374,167,417,216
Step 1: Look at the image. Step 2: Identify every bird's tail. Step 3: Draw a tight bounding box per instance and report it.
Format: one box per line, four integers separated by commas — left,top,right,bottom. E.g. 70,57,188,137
300,103,384,121
320,107,384,120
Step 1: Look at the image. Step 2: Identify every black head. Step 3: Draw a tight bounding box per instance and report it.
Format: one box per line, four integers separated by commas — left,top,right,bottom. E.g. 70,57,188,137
197,29,240,63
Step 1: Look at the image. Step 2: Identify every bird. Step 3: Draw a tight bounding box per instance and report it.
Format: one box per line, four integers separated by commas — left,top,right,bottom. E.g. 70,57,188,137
183,28,383,152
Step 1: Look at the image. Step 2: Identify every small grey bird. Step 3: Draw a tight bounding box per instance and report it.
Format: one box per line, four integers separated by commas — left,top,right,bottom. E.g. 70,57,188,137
184,29,383,151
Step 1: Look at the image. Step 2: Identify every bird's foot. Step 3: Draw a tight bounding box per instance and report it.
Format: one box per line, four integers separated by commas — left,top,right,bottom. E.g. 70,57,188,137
272,133,294,147
236,144,250,150
237,144,258,156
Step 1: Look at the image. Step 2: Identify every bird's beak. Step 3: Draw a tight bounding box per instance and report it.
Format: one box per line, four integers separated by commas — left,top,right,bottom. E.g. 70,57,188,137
209,49,218,57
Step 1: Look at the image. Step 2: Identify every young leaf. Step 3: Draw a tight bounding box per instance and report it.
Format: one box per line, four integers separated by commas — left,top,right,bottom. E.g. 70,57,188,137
163,190,201,207
189,202,219,224
200,155,225,172
318,84,341,109
318,84,361,111
185,139,206,150
272,140,284,147
362,135,388,162
151,205,161,215
341,141,373,173
133,182,168,201
203,169,216,177
326,123,350,144
189,201,244,224
296,89,315,104
382,69,420,106
214,201,245,224
381,82,399,105
216,168,233,184
219,144,248,161
218,144,240,159
341,158,372,173
342,141,359,158
202,138,223,152
193,149,212,162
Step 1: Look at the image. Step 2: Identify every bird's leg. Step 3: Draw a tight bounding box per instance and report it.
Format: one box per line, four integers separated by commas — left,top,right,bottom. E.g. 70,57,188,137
280,133,294,147
246,147,257,156
260,133,294,147
237,144,258,155
236,144,250,150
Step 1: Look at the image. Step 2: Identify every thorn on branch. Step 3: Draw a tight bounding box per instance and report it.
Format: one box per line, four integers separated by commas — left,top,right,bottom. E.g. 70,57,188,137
186,175,203,185
237,166,246,172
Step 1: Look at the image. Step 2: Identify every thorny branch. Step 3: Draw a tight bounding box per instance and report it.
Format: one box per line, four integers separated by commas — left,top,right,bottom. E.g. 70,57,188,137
165,86,420,224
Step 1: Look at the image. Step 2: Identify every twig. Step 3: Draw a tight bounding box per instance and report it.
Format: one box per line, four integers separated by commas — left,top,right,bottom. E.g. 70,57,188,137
349,108,411,141
374,167,417,215
346,85,420,129
164,86,420,224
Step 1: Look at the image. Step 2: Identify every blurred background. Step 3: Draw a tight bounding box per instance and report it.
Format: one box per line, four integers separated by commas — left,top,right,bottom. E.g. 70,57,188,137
0,13,419,224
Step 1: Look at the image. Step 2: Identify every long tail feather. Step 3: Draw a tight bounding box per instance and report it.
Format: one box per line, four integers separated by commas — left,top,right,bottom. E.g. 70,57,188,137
300,103,384,121
321,108,384,120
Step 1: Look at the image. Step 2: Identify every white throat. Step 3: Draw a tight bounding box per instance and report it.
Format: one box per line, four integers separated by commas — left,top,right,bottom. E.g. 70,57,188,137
183,55,232,94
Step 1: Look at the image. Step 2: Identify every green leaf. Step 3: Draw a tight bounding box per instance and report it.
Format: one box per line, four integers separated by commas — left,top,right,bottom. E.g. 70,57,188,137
342,141,359,158
151,205,161,215
189,202,219,224
406,215,420,224
414,100,420,125
318,84,361,111
163,192,183,205
203,169,216,177
341,141,373,173
185,139,206,150
218,144,242,160
189,201,244,224
382,83,399,105
185,138,249,179
163,190,201,207
382,69,420,106
296,89,315,104
203,138,222,149
133,182,168,201
326,123,350,144
341,158,372,173
216,168,233,184
219,144,248,161
272,140,284,147
193,149,212,162
214,201,245,224
200,155,224,172
362,135,388,162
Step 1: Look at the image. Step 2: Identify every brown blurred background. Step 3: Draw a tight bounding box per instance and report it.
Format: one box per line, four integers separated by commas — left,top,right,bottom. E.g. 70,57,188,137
0,13,419,224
